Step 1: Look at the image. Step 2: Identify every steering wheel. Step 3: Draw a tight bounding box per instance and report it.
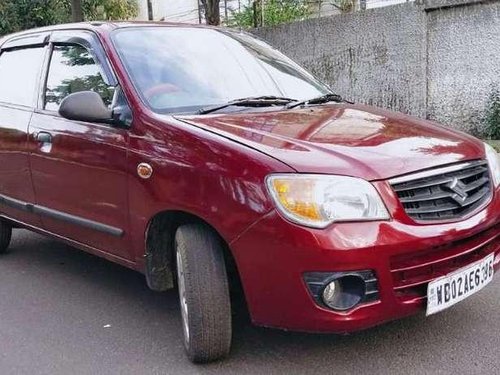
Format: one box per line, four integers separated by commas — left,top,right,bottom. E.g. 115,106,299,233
144,83,182,100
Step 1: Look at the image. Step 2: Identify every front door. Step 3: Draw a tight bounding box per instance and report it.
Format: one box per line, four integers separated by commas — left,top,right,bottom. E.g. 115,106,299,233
28,32,132,261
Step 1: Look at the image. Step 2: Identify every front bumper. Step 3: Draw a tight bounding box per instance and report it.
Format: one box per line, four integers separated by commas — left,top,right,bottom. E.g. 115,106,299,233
230,185,500,333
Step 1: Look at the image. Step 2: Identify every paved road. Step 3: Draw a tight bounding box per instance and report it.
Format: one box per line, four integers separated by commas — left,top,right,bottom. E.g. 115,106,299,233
0,230,498,375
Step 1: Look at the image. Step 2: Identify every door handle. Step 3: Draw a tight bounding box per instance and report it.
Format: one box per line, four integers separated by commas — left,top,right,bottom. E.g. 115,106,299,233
35,132,52,144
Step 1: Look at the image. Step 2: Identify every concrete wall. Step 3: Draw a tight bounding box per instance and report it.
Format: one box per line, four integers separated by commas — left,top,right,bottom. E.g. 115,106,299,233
253,0,500,135
427,1,500,134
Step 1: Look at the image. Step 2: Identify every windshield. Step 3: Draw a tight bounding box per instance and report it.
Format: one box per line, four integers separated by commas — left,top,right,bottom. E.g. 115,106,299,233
112,27,330,114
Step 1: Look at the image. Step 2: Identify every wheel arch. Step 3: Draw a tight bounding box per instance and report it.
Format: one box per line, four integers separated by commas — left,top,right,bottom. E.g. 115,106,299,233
144,209,243,295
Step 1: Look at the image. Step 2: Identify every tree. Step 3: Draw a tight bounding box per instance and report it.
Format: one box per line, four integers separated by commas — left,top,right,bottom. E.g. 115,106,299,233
82,0,139,20
230,0,311,28
0,0,68,35
0,0,138,36
200,0,221,26
0,1,21,35
46,46,114,108
335,0,356,12
71,0,84,22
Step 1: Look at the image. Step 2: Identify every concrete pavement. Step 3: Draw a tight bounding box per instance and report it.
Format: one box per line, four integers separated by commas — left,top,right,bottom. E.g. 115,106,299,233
0,230,499,375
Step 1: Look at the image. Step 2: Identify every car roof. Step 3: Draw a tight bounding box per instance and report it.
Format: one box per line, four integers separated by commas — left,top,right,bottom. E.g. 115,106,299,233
1,21,222,45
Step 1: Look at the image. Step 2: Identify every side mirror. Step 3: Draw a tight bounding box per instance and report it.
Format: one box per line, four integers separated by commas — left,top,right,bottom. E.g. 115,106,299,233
59,91,113,123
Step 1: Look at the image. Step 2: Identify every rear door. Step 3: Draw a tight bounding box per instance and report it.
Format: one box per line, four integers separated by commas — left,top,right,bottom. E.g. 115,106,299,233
0,35,47,227
28,30,133,261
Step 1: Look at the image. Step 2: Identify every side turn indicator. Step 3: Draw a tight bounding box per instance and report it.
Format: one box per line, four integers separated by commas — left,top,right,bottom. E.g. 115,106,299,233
137,163,153,179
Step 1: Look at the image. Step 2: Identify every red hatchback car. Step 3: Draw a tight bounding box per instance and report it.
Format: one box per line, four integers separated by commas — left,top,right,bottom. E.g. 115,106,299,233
0,22,499,363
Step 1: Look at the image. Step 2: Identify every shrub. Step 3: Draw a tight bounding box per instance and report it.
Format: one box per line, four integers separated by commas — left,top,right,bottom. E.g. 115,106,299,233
229,0,311,28
484,87,500,140
0,0,138,36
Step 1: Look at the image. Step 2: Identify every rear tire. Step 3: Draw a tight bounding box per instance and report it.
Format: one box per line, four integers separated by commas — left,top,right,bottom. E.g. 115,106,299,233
175,223,232,363
0,220,12,254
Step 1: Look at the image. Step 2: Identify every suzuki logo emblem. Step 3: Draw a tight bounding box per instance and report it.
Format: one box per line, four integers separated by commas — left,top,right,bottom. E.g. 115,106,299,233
445,178,468,205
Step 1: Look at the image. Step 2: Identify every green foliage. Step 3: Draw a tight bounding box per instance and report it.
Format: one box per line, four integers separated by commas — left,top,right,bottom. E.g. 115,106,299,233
0,1,18,35
485,87,500,140
486,140,500,152
47,74,114,106
82,0,138,21
0,0,68,36
229,0,311,28
0,0,138,36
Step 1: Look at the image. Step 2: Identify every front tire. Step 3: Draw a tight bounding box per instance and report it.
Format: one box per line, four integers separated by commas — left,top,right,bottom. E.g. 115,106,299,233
175,223,232,363
0,220,12,254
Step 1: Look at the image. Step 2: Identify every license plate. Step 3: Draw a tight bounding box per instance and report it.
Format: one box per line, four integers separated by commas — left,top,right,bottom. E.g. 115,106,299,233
426,253,495,316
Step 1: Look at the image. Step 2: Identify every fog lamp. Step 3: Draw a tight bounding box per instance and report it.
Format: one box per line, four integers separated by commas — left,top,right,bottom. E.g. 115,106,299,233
322,280,339,305
321,275,366,311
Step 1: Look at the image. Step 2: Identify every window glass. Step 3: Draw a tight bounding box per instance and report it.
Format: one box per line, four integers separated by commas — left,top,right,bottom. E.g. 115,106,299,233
112,27,330,114
45,44,114,111
0,47,45,107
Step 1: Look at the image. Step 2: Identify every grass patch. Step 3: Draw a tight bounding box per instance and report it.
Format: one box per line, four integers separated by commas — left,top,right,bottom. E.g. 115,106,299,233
485,140,500,152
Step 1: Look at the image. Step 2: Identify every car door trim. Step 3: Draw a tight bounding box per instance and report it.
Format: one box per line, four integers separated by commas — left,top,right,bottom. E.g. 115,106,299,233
0,194,34,212
0,214,135,270
0,193,123,237
1,32,50,50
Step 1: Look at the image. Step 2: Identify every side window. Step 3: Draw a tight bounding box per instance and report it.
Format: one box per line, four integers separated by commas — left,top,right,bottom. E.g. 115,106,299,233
45,44,114,111
0,47,45,107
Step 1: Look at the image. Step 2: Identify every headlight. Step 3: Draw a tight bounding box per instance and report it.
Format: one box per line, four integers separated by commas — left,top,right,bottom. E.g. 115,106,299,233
266,174,390,228
485,143,500,188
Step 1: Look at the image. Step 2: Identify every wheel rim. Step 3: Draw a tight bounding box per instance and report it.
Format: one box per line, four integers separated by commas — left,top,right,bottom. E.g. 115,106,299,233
176,248,190,345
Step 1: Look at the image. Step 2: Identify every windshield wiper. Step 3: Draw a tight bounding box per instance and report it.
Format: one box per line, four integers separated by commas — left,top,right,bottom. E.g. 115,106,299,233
197,96,297,115
285,93,351,110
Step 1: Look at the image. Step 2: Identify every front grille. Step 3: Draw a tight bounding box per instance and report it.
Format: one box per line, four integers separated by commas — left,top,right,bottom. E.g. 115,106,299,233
390,224,500,303
390,160,492,222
